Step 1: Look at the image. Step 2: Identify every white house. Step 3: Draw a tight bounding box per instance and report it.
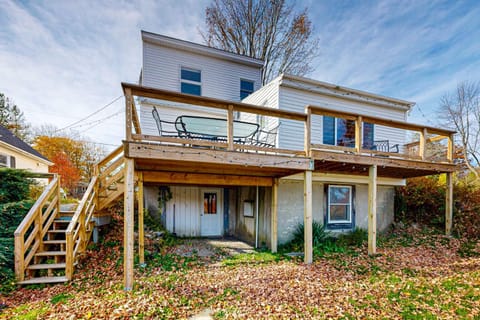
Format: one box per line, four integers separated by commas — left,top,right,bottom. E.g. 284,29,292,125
137,31,419,247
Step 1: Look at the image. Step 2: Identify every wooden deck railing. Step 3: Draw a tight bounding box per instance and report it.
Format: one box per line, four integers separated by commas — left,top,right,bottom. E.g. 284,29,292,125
65,176,97,280
97,146,125,210
122,83,456,165
306,105,456,163
14,175,61,282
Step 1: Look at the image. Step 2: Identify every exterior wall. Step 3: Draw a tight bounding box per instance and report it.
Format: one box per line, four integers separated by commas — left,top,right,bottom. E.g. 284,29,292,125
278,85,408,151
143,42,262,101
275,178,395,245
0,144,49,173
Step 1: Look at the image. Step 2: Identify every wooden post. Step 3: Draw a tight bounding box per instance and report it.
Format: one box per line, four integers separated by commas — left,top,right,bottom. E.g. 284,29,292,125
271,178,278,253
123,157,135,290
445,172,453,235
355,116,362,153
125,88,133,141
447,133,454,162
65,232,74,280
14,234,24,281
368,165,377,255
227,104,234,151
138,172,145,265
304,170,313,264
304,107,311,157
419,128,427,160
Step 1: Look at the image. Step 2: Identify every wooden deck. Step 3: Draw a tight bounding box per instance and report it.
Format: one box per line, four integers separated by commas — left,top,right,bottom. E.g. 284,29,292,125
119,83,456,290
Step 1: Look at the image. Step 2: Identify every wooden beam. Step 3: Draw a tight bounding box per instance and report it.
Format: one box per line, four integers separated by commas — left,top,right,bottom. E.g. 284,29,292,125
122,82,307,122
445,172,453,235
310,149,457,173
304,170,313,264
138,172,144,265
227,105,234,151
123,158,135,290
271,178,278,253
304,107,311,157
142,171,273,186
419,128,427,160
355,116,362,153
131,99,142,135
447,133,455,162
125,88,133,141
126,142,311,171
368,165,377,255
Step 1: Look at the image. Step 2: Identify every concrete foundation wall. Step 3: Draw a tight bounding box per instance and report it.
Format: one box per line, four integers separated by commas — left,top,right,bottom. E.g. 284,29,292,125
275,180,394,245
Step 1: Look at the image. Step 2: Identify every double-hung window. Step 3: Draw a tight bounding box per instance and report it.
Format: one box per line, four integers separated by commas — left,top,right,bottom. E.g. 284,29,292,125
326,185,353,229
0,153,15,168
323,116,374,149
181,67,201,96
240,79,254,100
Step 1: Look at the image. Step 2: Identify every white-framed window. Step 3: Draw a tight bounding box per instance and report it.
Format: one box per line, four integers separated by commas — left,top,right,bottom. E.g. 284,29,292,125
181,67,201,96
0,153,15,168
327,185,352,224
240,79,254,100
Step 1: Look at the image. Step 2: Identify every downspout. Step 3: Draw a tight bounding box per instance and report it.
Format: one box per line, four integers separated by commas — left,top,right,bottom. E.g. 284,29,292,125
255,186,259,248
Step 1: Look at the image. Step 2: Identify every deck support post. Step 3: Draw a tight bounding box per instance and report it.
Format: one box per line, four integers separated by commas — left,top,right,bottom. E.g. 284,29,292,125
445,172,453,235
271,178,278,253
138,172,145,265
123,157,135,291
304,170,313,264
368,164,377,255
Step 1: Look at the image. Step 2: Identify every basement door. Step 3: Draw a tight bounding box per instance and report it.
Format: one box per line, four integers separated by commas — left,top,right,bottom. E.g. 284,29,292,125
200,188,223,236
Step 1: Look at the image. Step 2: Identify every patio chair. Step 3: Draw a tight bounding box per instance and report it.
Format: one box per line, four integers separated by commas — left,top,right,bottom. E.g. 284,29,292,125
373,140,399,153
250,124,279,148
152,106,179,137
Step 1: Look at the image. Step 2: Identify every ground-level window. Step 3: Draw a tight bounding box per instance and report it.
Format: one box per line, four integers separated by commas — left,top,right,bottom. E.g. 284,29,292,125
326,185,354,229
323,116,374,148
181,67,201,96
240,79,254,100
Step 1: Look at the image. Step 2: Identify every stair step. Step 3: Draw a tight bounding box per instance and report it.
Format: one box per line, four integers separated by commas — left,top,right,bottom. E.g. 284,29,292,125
18,276,68,285
43,240,66,245
27,263,67,270
35,251,66,257
48,230,67,234
60,210,76,215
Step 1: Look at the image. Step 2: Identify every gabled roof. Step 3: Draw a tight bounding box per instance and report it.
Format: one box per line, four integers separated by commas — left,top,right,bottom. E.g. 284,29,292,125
0,124,51,163
141,30,265,68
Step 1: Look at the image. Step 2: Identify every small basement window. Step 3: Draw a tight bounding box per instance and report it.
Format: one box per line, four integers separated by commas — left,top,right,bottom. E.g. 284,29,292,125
326,185,354,229
181,67,201,96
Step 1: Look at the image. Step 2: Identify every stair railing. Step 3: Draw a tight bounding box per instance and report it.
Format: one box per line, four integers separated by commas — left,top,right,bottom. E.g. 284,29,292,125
97,146,125,210
14,175,61,282
65,176,98,280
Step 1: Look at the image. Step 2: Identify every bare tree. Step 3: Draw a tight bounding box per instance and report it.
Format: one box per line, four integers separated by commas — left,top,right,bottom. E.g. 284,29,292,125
440,81,480,180
202,0,319,84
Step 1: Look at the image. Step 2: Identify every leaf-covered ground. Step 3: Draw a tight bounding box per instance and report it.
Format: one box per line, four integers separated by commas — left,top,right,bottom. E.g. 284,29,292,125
1,222,479,319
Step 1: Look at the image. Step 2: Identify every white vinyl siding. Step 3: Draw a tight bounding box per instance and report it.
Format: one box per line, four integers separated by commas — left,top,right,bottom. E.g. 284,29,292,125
278,86,407,151
143,42,261,101
165,186,201,237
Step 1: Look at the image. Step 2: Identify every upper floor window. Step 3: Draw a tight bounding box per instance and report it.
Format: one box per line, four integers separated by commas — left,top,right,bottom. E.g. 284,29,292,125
240,79,254,100
0,153,15,168
181,67,201,96
323,116,374,148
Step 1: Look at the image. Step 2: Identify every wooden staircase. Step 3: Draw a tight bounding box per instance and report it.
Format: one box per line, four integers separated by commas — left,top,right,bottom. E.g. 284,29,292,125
14,146,125,285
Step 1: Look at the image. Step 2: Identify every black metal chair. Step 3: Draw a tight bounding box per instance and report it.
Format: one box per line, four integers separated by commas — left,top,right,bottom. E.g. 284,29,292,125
250,124,279,148
152,106,178,137
374,140,399,153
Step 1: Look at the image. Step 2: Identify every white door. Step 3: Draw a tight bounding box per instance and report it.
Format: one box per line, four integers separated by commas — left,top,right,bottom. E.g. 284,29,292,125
200,188,223,236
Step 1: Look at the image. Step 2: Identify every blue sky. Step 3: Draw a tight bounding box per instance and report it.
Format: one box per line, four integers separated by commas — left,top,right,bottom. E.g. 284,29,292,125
0,0,479,148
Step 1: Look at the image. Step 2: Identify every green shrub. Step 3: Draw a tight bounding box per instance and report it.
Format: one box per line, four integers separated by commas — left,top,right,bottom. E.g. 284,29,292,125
0,168,35,203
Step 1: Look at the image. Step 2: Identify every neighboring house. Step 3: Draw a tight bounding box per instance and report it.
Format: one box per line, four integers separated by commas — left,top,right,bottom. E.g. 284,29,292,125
0,124,51,173
136,31,425,247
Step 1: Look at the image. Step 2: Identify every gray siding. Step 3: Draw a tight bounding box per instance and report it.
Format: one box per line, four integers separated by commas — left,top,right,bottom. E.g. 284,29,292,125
143,42,262,101
278,86,408,151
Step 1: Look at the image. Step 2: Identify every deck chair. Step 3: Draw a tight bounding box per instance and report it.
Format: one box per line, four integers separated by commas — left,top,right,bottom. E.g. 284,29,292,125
252,124,279,148
152,106,178,137
374,140,399,153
